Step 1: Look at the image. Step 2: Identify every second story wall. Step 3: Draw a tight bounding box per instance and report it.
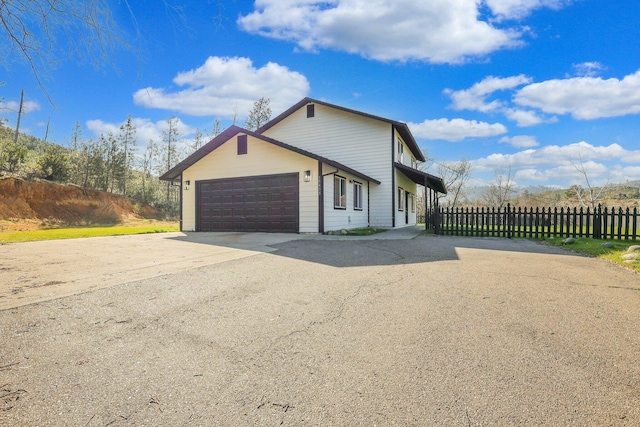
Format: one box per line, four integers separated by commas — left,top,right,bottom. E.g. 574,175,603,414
262,102,394,226
394,129,418,169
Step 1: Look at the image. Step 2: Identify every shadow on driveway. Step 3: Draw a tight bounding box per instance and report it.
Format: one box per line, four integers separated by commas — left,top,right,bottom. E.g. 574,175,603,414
169,230,578,268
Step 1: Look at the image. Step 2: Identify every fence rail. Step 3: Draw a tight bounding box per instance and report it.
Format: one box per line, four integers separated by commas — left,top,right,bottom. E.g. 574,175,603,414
425,205,640,240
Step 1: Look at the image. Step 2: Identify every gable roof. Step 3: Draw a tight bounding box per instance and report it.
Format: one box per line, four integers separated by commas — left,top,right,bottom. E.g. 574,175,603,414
257,97,427,162
160,125,380,184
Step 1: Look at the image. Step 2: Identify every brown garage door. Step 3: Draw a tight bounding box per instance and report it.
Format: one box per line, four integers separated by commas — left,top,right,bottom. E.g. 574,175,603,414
196,173,299,233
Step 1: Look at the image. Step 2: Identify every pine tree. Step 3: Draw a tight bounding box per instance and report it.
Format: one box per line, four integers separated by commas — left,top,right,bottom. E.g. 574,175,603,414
191,128,204,153
162,115,180,204
244,97,272,131
118,115,137,195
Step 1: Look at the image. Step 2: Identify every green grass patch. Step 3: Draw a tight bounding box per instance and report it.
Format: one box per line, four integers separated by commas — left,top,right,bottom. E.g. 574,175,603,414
543,236,640,274
0,223,180,244
345,227,388,236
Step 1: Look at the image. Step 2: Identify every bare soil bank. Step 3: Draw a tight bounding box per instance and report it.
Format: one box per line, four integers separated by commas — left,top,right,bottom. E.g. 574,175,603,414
0,176,162,231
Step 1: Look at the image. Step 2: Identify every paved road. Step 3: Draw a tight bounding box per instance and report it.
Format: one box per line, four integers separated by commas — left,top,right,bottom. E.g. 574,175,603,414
1,233,639,426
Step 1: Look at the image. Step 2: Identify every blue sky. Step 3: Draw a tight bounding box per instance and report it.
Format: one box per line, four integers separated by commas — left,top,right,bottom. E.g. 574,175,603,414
2,0,640,189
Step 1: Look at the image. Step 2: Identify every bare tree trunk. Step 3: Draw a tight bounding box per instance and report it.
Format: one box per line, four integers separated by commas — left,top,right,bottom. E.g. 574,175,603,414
13,90,23,145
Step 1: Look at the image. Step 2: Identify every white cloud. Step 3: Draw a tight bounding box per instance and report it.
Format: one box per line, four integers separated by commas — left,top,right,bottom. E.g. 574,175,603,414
472,141,640,186
238,0,524,63
609,166,640,184
514,70,640,119
444,75,558,127
485,0,571,20
445,75,532,112
499,135,539,148
503,108,556,126
570,61,605,78
133,56,310,118
1,100,41,114
409,118,507,141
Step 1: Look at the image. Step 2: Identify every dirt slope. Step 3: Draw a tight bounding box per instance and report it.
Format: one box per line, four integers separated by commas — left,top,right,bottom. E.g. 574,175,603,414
0,176,161,226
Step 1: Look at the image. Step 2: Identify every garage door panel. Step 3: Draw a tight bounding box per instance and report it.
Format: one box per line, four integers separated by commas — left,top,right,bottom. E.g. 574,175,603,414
197,173,299,233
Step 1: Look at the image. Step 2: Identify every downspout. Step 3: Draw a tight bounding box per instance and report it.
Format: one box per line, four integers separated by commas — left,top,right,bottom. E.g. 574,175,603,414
318,160,324,233
424,177,428,231
367,181,370,227
391,126,395,228
179,175,184,232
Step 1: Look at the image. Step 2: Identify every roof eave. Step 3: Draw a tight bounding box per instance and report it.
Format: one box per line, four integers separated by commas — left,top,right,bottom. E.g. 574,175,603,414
394,162,447,194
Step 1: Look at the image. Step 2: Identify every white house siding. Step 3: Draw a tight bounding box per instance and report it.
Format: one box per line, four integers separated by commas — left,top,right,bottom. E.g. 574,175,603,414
322,164,370,232
395,169,418,227
262,103,393,228
394,129,417,168
181,134,319,232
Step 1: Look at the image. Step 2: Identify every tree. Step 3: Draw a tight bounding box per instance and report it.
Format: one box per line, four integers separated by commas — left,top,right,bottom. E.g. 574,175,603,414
139,139,159,205
209,119,221,139
190,128,205,153
161,115,180,204
68,122,86,185
38,144,69,181
0,117,27,173
244,97,272,131
436,159,472,208
570,155,608,210
1,0,122,101
483,167,516,210
118,115,137,195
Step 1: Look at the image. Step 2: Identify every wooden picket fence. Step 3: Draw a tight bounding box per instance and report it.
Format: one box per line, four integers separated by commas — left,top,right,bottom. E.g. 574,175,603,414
425,205,640,240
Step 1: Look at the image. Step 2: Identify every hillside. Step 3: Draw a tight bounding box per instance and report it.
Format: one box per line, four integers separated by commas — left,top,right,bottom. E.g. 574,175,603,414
0,176,164,231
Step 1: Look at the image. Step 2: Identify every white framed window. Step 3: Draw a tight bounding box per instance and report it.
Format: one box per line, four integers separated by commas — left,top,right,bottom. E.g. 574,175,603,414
397,139,404,162
353,181,363,210
410,194,415,212
398,187,404,211
334,175,347,209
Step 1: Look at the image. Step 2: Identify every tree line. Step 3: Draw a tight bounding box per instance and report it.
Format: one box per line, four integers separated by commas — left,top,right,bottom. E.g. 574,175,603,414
0,98,272,216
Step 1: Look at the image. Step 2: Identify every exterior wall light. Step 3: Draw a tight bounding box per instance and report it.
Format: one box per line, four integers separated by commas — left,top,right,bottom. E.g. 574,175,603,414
184,180,190,190
304,170,312,182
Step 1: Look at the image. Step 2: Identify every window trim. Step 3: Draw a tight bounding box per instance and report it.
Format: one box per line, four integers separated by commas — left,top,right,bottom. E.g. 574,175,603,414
410,193,415,213
398,187,404,212
334,175,347,209
353,181,363,211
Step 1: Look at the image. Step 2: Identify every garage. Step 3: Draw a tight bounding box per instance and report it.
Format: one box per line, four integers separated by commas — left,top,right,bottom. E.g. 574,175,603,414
196,173,299,233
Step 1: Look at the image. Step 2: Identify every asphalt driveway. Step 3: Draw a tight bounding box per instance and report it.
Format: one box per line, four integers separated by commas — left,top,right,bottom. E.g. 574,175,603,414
1,232,640,426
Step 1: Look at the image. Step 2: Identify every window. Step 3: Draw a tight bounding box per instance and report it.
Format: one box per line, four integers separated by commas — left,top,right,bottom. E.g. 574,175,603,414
398,187,404,211
307,104,315,118
353,181,363,210
410,194,415,212
334,175,346,209
237,134,247,155
397,139,404,162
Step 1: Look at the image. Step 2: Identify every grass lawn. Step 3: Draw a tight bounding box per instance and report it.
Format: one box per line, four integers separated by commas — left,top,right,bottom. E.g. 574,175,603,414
345,227,388,236
0,220,179,244
543,236,640,274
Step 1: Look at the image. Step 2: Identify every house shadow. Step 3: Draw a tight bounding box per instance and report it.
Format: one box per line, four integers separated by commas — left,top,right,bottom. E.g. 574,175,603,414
168,232,576,269
267,234,577,268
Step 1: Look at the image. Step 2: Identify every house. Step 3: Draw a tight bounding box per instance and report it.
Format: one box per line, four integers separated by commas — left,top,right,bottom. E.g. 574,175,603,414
160,97,446,233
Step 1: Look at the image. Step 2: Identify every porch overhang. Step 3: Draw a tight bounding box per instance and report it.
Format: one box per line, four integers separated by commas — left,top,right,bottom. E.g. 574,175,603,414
394,162,447,194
